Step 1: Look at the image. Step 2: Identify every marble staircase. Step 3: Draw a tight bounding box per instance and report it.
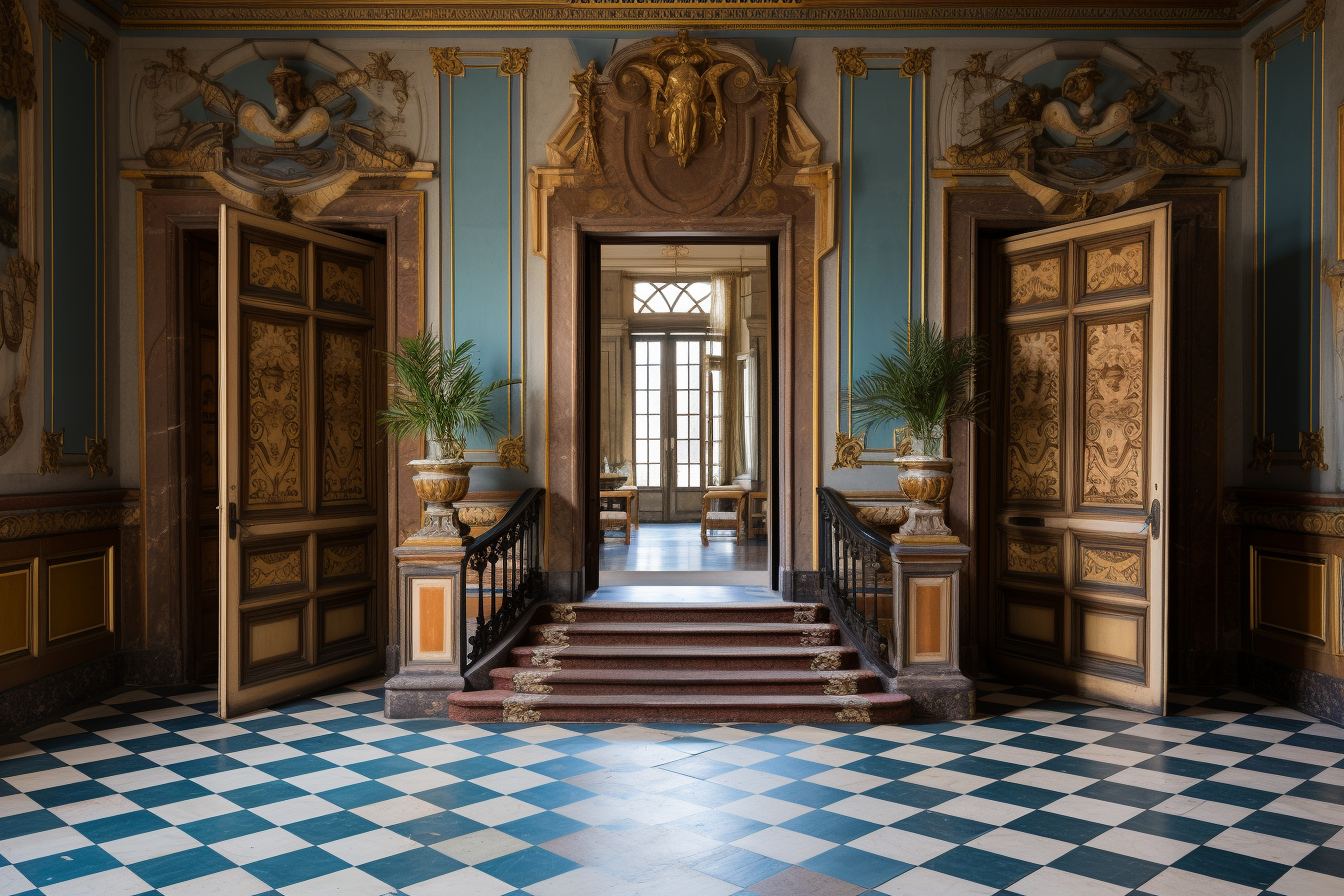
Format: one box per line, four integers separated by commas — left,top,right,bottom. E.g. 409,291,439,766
446,601,912,724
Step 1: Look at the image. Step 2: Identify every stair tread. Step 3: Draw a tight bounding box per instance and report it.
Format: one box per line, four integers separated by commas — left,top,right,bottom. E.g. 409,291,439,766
489,667,876,681
561,602,821,611
512,644,853,655
452,691,910,706
529,622,837,633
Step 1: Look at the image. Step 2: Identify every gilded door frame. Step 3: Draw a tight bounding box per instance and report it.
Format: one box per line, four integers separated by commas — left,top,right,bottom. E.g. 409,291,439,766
944,186,1227,689
137,190,424,685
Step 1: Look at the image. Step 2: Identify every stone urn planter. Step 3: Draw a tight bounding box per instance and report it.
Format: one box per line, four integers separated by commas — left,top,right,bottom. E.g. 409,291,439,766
405,457,474,546
893,430,958,545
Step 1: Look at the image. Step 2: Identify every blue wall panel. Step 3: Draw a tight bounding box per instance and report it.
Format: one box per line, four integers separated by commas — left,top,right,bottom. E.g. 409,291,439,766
43,25,105,460
439,60,525,457
838,58,927,455
1255,21,1324,454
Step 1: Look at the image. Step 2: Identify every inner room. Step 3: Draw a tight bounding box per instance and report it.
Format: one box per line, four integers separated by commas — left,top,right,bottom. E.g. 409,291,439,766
595,242,772,586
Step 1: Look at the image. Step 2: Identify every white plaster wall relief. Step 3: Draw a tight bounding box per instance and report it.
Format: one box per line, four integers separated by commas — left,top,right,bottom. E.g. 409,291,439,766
126,39,432,220
935,40,1240,219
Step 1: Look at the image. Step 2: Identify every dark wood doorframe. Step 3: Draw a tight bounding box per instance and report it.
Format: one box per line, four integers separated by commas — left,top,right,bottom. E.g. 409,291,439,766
580,233,782,592
945,186,1226,686
139,190,424,685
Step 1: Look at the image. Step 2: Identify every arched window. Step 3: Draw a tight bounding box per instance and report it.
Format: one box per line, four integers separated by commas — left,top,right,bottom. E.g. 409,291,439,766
632,281,711,314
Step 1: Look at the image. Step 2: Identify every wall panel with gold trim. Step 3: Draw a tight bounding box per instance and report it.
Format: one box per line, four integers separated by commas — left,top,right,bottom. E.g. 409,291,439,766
833,48,929,469
1251,6,1327,471
433,47,528,472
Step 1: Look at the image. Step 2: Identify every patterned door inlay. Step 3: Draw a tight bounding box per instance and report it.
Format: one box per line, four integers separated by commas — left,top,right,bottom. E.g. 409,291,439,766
247,243,301,295
321,260,366,309
320,331,367,503
1082,319,1145,506
1006,330,1062,501
247,548,303,590
321,543,366,579
1009,257,1061,307
1085,241,1145,293
1080,546,1144,588
1006,540,1059,575
247,319,304,507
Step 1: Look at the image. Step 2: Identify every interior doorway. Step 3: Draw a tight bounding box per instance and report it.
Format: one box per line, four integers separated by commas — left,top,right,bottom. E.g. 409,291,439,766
586,240,777,590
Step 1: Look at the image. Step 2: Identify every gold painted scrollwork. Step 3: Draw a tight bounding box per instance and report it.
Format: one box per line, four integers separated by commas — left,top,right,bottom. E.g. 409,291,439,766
0,256,38,457
1006,331,1061,500
39,428,62,475
248,245,301,294
1249,432,1274,472
248,548,303,589
37,0,58,38
429,46,464,77
1,0,37,108
1082,319,1145,506
1006,540,1058,575
322,543,366,578
84,28,107,62
321,261,364,308
1080,546,1142,587
1009,258,1061,307
85,437,111,478
833,47,867,78
832,431,863,470
498,47,531,77
1085,242,1145,293
900,48,933,78
1304,0,1326,34
497,434,528,472
1252,29,1277,63
1299,427,1328,472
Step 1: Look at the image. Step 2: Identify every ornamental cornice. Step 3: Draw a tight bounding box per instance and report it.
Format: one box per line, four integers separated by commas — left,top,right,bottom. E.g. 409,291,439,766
0,504,139,541
105,0,1289,30
1223,500,1344,538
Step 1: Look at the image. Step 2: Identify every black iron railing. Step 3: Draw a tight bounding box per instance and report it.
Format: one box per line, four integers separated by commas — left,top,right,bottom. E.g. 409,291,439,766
817,487,896,676
460,488,545,679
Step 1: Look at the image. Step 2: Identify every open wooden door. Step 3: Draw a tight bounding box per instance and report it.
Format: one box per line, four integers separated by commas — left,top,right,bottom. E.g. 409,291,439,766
990,203,1171,714
217,207,385,719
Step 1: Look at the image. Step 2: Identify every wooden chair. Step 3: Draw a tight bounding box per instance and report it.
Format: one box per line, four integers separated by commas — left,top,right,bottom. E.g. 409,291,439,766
747,491,767,538
700,487,747,545
599,490,632,544
617,484,640,530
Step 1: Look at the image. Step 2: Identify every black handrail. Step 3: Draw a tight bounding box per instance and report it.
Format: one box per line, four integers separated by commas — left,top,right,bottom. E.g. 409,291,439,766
459,488,545,682
817,487,896,676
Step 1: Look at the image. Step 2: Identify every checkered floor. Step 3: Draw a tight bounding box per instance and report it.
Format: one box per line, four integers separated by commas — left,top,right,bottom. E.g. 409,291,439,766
2,680,1343,896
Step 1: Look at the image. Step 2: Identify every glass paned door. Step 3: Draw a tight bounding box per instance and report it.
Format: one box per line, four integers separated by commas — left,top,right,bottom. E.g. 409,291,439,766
632,335,718,521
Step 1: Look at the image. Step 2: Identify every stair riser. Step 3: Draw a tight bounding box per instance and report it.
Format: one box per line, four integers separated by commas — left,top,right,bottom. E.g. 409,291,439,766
556,610,829,625
492,681,881,696
448,704,910,725
536,633,838,647
509,652,858,672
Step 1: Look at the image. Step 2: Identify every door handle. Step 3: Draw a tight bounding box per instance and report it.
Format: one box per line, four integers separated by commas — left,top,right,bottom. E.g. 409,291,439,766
227,502,240,540
1141,498,1161,539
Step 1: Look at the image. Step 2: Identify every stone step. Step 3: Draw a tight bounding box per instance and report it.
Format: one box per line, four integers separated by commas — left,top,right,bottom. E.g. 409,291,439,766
538,601,828,625
525,621,839,648
447,690,912,725
487,666,882,696
508,643,860,672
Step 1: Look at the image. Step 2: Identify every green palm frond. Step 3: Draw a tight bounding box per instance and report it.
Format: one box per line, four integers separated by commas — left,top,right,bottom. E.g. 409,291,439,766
844,319,987,440
377,333,519,458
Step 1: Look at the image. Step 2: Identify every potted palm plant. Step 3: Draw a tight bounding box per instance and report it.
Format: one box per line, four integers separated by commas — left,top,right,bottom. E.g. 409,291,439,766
847,319,986,542
379,333,516,546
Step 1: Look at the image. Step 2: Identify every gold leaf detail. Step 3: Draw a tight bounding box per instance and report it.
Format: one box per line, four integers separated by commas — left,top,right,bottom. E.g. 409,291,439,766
429,46,464,76
833,47,866,78
1082,319,1145,506
85,437,112,478
1300,427,1328,472
811,651,842,671
1248,432,1274,472
832,432,863,470
1006,330,1061,501
39,428,62,475
499,47,530,76
497,434,528,471
900,47,932,78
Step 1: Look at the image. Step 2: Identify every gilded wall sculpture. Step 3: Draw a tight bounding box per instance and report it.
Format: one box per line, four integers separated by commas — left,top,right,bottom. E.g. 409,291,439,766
0,0,36,461
935,41,1239,218
129,41,430,219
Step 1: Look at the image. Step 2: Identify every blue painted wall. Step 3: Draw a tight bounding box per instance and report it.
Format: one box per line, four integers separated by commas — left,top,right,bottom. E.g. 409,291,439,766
43,24,105,458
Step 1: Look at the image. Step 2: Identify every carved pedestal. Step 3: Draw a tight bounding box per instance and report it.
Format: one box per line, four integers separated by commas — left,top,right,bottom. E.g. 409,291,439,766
889,540,975,720
384,543,467,718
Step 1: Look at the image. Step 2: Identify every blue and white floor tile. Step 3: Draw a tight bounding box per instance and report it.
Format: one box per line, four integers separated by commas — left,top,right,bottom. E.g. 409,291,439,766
2,679,1343,896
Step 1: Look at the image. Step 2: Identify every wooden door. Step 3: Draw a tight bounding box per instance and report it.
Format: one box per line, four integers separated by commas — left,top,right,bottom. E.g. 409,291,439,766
217,207,385,718
991,204,1171,713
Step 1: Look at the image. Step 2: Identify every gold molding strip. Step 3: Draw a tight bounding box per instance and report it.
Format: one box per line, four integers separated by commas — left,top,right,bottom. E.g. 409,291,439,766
0,504,138,541
1225,499,1344,538
99,1,1291,31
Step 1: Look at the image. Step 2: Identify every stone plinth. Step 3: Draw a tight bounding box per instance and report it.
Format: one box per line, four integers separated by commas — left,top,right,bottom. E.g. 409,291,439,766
385,543,468,718
889,540,975,720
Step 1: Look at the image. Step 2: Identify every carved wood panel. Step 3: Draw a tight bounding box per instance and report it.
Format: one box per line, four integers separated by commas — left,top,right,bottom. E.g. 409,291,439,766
319,328,369,505
1009,256,1063,308
245,316,305,510
1005,327,1063,503
1081,316,1146,507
